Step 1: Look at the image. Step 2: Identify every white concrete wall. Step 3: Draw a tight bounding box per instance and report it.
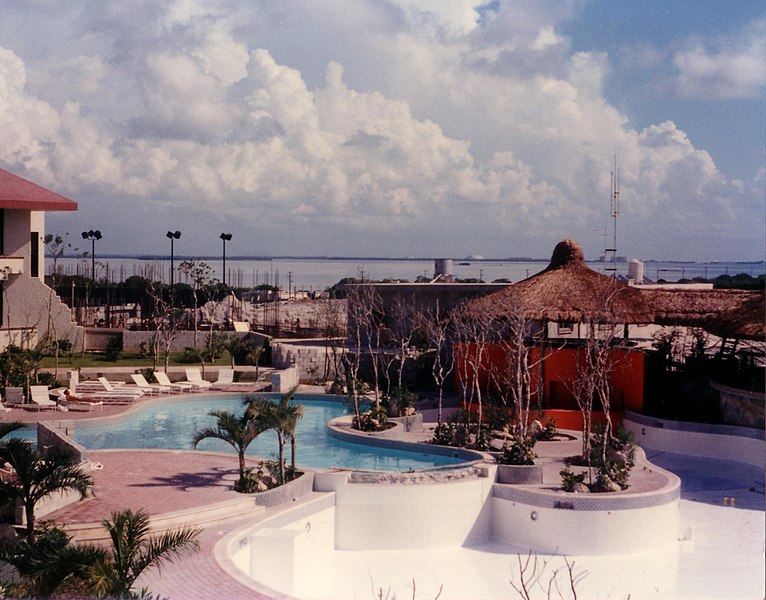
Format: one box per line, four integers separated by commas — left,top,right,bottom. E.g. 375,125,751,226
314,471,493,550
491,497,681,555
4,210,31,269
625,415,765,469
271,367,299,393
3,272,84,351
249,506,336,598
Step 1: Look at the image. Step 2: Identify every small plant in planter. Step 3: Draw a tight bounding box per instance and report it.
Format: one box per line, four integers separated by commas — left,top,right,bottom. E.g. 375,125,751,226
536,418,559,441
499,434,537,466
560,464,587,492
352,406,389,432
431,422,455,446
589,424,636,490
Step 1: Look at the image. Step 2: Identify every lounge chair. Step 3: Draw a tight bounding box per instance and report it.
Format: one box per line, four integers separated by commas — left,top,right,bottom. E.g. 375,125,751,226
210,368,234,390
181,368,212,391
4,387,24,406
30,386,66,411
210,368,253,391
154,372,194,393
54,389,104,412
131,373,175,394
96,377,145,397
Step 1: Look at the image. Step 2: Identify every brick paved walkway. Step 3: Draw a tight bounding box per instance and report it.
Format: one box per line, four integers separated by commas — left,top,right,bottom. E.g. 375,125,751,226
46,449,281,599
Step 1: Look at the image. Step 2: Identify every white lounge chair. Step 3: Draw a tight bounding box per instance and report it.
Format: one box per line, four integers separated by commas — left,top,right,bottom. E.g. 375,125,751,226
131,373,175,394
210,368,235,390
154,372,194,393
30,386,65,411
181,368,212,391
96,377,145,398
71,379,142,404
210,368,253,391
54,389,104,412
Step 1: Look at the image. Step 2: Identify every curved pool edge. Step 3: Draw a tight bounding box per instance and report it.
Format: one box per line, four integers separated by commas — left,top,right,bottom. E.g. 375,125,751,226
325,415,486,468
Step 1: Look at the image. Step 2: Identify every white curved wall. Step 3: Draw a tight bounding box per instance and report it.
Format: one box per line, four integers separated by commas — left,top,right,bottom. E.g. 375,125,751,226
625,413,765,469
314,470,493,550
492,497,680,555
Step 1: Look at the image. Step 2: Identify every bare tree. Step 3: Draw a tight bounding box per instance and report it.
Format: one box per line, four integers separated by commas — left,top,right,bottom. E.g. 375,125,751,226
382,295,418,413
144,280,182,372
509,551,587,600
570,283,626,471
344,284,376,424
450,301,495,444
178,259,214,346
319,298,346,382
419,300,454,427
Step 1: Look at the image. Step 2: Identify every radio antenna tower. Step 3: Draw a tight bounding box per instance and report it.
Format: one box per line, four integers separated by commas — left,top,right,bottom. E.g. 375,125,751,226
605,148,620,276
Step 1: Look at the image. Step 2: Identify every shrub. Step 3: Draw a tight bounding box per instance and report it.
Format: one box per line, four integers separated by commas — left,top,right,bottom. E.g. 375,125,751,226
536,418,559,441
103,337,122,362
589,424,636,490
560,465,587,492
499,435,537,465
353,407,388,432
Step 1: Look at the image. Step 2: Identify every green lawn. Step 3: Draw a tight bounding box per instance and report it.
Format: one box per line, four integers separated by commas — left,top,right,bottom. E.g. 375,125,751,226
39,352,234,370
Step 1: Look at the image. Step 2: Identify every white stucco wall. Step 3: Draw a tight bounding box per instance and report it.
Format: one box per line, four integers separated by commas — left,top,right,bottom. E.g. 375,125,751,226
2,273,84,351
313,471,493,550
625,413,765,468
491,496,681,555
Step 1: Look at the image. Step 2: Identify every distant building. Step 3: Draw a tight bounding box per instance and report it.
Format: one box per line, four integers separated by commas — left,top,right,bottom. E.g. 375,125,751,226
0,168,84,351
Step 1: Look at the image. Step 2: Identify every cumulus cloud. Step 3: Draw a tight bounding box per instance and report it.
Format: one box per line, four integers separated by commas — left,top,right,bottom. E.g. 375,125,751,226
673,19,766,99
0,0,761,260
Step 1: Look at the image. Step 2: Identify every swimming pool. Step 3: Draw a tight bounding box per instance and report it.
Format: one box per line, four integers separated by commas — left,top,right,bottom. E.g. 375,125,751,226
72,393,466,472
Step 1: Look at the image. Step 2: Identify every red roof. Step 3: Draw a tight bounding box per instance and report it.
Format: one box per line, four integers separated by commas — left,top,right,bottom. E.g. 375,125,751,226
0,167,78,211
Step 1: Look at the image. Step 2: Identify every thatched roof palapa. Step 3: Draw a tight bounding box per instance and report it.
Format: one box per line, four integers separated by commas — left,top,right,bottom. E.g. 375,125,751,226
702,292,765,341
471,239,764,335
473,239,653,324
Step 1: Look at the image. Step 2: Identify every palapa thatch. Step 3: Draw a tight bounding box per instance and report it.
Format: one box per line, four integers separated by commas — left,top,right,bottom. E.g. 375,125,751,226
640,287,762,331
471,239,764,332
702,292,765,341
472,239,654,324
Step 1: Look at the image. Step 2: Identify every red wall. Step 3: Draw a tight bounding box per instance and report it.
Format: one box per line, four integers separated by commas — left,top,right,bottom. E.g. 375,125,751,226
454,342,645,426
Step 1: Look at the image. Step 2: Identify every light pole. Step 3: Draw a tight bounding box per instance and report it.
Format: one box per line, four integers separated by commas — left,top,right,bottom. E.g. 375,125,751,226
166,230,181,290
81,230,102,283
220,233,232,288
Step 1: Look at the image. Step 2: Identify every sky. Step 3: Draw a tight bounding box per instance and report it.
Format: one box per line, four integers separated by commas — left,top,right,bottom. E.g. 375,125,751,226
0,1,764,262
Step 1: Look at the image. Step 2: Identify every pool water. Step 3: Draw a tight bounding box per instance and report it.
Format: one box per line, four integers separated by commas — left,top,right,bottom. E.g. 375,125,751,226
73,394,461,472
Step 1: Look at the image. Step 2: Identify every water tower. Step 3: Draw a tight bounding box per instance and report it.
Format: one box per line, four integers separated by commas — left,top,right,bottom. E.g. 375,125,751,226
628,259,644,284
433,259,453,282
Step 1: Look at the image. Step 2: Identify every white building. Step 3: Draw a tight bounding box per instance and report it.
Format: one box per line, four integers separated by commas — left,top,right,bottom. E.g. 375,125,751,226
0,168,84,351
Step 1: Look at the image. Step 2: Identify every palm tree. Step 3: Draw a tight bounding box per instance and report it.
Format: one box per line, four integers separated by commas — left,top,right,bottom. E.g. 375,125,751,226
191,409,263,487
0,510,199,599
88,508,200,598
0,438,93,537
0,420,27,440
245,388,303,483
279,388,304,474
245,397,285,482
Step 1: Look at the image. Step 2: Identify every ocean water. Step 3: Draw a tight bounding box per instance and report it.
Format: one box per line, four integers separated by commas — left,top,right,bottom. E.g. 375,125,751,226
52,256,765,292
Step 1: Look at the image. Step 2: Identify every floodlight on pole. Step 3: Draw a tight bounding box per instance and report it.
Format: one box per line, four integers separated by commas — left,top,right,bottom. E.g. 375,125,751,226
220,233,232,287
81,229,102,283
166,230,181,289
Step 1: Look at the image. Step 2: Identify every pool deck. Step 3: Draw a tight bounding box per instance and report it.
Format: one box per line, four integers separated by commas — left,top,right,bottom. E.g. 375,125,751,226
6,385,765,599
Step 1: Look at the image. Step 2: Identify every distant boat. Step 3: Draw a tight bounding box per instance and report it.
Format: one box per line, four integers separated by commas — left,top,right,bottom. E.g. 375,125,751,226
458,262,470,266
